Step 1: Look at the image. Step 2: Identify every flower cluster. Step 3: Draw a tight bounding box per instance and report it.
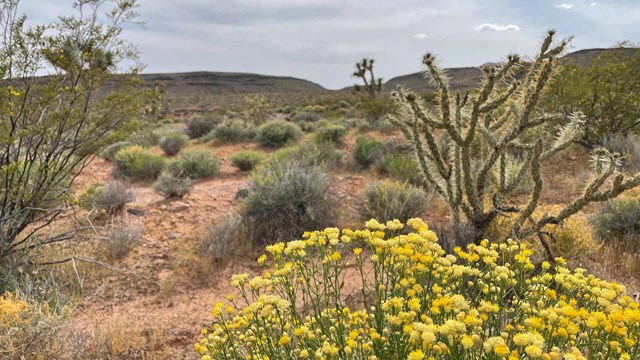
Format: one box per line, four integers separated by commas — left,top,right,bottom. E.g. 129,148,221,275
196,218,640,359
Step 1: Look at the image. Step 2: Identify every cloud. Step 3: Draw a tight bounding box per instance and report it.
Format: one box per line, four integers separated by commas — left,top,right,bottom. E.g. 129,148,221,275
590,2,597,6
554,3,574,9
473,23,521,32
412,33,427,40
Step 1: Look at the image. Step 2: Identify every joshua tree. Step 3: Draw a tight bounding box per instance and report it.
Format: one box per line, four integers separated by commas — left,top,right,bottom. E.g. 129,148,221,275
389,30,640,261
352,58,382,98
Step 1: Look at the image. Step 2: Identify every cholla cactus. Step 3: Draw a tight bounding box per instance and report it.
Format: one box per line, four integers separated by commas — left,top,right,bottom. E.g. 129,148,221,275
352,58,383,98
389,30,640,260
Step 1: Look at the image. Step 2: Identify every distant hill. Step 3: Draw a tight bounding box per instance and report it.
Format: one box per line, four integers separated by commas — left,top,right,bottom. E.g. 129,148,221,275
383,47,640,94
138,71,327,96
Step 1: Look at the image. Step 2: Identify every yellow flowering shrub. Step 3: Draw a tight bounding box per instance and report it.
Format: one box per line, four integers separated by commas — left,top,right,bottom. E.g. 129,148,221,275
196,219,640,360
0,291,60,358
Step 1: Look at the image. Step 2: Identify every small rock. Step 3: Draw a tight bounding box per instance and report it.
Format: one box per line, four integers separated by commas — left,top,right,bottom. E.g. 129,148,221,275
170,202,190,212
127,208,145,217
167,233,179,240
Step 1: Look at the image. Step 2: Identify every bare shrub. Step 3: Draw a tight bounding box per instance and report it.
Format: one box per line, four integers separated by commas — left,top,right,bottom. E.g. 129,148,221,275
103,217,142,260
93,180,135,215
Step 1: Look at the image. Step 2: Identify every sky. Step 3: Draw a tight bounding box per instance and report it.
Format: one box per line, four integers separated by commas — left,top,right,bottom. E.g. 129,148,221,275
15,0,640,89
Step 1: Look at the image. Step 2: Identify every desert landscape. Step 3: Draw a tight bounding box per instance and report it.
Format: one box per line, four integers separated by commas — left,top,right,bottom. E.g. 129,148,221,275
3,1,640,360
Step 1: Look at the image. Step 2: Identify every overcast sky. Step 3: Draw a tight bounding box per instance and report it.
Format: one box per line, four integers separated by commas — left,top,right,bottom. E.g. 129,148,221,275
16,0,640,89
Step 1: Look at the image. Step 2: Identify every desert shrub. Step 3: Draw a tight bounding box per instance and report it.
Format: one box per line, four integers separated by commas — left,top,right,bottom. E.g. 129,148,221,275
103,217,141,260
202,213,251,260
373,118,396,133
359,96,395,121
0,291,63,359
271,142,341,170
100,141,133,161
257,120,302,148
167,148,219,180
291,111,320,123
186,115,221,139
159,131,189,156
153,172,193,198
376,151,424,186
296,120,318,133
338,99,351,108
229,150,265,171
112,146,165,180
360,179,430,223
487,205,600,261
127,130,160,148
92,180,135,215
315,124,347,144
206,121,256,143
196,219,640,359
592,196,640,248
601,133,640,173
244,157,336,245
344,117,367,129
353,135,384,168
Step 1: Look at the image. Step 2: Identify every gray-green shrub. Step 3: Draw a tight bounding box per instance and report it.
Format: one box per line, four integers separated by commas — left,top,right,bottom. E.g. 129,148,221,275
113,146,165,180
206,121,256,143
360,179,430,223
167,148,219,180
376,152,424,186
127,130,160,148
93,180,135,214
159,131,189,156
291,112,320,123
186,115,221,139
591,196,640,246
353,136,384,168
257,120,302,148
315,124,347,144
270,142,341,170
153,172,193,198
101,141,133,161
229,150,265,171
244,157,336,245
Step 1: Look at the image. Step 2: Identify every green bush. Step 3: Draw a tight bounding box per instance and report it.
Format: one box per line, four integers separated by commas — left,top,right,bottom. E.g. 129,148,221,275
271,142,341,170
257,120,302,148
153,172,193,198
592,196,640,247
315,124,347,144
359,96,395,121
244,157,336,245
159,131,189,156
127,130,160,148
291,111,320,123
206,121,256,143
360,179,430,223
167,148,219,180
353,135,384,168
113,146,165,180
229,150,265,171
296,120,318,133
186,115,221,139
101,141,133,161
376,151,424,186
